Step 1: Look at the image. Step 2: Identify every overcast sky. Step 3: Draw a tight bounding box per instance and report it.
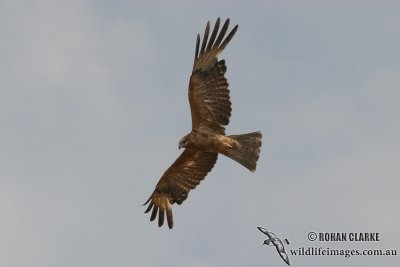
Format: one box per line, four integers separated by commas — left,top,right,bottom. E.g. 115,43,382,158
1,1,399,267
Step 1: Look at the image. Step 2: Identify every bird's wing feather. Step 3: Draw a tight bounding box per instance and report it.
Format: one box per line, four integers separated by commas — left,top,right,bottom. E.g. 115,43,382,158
144,149,218,228
258,226,269,235
279,251,291,266
189,18,238,134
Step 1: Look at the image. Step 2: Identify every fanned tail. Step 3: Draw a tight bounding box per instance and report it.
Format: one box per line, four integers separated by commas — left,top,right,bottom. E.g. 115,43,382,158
224,132,262,172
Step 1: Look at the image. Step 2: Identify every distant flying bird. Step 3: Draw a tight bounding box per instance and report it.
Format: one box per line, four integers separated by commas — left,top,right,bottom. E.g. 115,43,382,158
257,227,290,266
144,18,262,229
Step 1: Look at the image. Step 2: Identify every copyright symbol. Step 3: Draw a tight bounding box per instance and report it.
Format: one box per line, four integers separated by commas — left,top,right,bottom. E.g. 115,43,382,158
308,232,317,241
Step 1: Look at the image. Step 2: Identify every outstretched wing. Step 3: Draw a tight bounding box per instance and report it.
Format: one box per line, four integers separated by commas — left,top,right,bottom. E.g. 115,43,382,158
258,226,272,238
144,149,218,228
189,18,238,134
277,246,291,266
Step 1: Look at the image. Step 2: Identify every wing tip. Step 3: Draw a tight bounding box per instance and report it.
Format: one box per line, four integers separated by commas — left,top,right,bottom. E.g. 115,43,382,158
142,196,152,206
144,195,174,229
195,17,238,58
257,226,268,234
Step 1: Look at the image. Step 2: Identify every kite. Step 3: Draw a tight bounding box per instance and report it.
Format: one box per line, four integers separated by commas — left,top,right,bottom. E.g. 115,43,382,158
144,18,262,228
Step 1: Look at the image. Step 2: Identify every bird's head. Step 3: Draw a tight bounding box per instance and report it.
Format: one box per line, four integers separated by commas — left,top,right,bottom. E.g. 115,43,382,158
178,134,191,149
263,239,272,245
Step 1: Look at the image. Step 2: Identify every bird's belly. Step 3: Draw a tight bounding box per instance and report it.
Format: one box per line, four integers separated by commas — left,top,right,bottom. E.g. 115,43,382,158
194,132,233,153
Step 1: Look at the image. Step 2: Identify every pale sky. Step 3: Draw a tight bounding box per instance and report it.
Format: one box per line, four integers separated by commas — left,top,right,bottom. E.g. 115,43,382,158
1,1,399,267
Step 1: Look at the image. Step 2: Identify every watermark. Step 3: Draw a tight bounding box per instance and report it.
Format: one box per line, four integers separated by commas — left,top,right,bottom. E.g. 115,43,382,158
257,228,398,265
308,231,380,242
298,231,397,259
257,227,291,266
290,246,397,258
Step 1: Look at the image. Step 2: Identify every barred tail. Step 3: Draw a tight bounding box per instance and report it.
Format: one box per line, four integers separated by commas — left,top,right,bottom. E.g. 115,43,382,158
224,131,262,172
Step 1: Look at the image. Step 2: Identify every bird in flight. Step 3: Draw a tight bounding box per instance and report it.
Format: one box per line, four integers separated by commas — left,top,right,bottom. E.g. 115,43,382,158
144,18,262,229
257,227,291,266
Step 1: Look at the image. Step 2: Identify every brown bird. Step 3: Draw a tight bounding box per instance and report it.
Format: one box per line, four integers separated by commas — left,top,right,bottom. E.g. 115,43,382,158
144,18,262,229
